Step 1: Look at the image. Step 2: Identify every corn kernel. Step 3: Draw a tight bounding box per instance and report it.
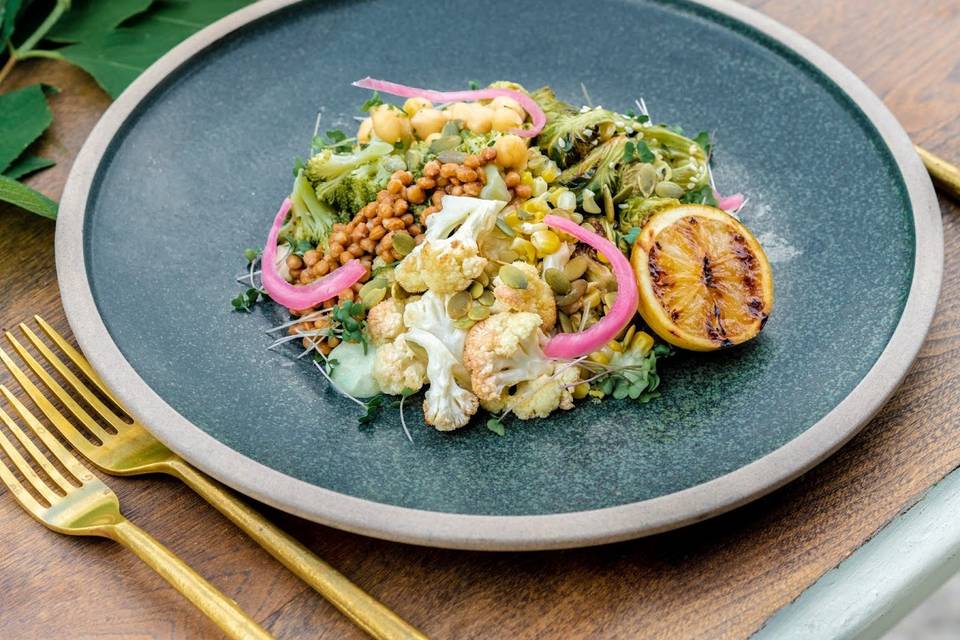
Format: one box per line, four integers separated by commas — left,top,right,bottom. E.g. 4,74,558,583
504,210,523,230
622,325,637,346
588,351,610,365
510,237,536,263
607,339,624,353
531,229,560,257
548,188,567,207
572,382,590,399
540,162,560,183
596,250,610,265
532,176,548,197
520,171,534,186
631,331,654,355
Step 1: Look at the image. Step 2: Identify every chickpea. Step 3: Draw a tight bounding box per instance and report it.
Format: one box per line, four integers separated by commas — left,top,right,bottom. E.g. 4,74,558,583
360,237,375,253
357,117,373,144
383,217,406,231
423,160,441,177
376,190,393,203
387,178,403,194
456,166,478,182
431,190,444,206
328,243,343,258
302,250,320,267
299,271,312,284
439,163,458,178
436,175,449,188
369,225,387,241
394,170,413,186
403,96,432,116
514,184,533,200
408,223,423,236
393,198,409,214
313,261,330,277
327,336,341,349
449,185,464,196
504,171,521,187
347,243,364,257
481,147,498,162
405,184,425,204
411,107,446,139
494,134,528,171
370,104,412,144
445,102,472,122
378,201,394,218
492,107,523,132
464,155,482,169
489,96,525,117
463,182,481,197
339,252,353,266
339,287,354,301
351,225,367,240
330,231,348,246
401,213,415,226
417,176,436,190
464,104,494,134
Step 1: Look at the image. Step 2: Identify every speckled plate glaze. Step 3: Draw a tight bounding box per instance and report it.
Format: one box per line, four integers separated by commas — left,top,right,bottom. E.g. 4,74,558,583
57,0,942,550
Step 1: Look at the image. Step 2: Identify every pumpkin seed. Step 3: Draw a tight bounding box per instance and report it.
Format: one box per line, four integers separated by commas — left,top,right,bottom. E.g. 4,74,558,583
361,287,386,309
563,255,588,281
583,289,602,311
453,317,475,330
359,277,388,299
556,279,587,307
469,280,484,299
441,120,461,137
655,181,684,199
437,149,467,164
637,163,657,197
429,135,461,154
477,271,490,287
468,305,490,321
654,160,672,180
602,184,615,222
495,217,517,238
477,291,495,306
391,232,416,257
391,282,408,300
499,264,528,289
544,268,571,295
446,291,472,319
602,291,618,309
559,312,574,333
498,249,519,264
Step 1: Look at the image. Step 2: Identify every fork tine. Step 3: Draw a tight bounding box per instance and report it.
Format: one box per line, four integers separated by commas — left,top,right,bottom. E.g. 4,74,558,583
34,316,121,407
0,407,63,504
0,337,119,441
0,391,76,493
0,385,93,484
0,440,47,516
14,324,128,431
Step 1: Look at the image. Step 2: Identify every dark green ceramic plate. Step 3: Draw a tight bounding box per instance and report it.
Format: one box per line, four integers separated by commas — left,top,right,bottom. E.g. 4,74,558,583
58,0,942,550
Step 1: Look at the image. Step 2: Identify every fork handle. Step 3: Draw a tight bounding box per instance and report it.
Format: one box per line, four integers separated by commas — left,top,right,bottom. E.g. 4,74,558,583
105,518,274,640
166,460,428,640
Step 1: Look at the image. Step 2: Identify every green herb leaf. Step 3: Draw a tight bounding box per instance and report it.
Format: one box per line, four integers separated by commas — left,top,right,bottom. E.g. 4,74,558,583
0,174,57,219
242,248,259,263
634,140,655,163
311,129,354,153
468,79,480,90
680,184,717,206
3,154,55,180
47,0,153,43
486,417,505,436
358,394,385,425
0,84,53,174
360,91,383,112
0,0,23,43
292,156,304,177
693,130,713,156
230,287,262,312
57,0,252,98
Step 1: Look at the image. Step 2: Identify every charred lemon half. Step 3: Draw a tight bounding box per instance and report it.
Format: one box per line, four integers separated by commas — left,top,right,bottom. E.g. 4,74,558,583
630,205,774,351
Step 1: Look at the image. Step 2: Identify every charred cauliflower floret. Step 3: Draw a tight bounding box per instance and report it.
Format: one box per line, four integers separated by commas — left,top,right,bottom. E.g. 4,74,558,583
462,311,554,404
403,328,478,431
491,261,557,331
509,366,580,420
372,336,427,396
366,298,407,346
395,195,505,295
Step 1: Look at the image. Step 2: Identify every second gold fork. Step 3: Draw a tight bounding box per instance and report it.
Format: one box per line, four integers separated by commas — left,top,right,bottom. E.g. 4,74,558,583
1,317,427,640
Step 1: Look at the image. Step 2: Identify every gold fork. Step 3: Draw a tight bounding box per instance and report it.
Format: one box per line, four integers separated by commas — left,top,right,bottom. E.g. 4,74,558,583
0,317,427,640
0,385,274,640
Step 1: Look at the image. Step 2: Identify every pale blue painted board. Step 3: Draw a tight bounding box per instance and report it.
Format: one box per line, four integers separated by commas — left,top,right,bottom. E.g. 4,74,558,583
755,468,960,639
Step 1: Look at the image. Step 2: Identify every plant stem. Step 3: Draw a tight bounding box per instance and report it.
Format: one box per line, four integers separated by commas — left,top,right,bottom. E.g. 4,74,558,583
0,43,15,87
17,49,64,61
15,0,70,56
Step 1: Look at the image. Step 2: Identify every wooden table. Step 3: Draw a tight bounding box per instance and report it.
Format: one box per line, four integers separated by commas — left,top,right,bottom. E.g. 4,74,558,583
1,1,958,638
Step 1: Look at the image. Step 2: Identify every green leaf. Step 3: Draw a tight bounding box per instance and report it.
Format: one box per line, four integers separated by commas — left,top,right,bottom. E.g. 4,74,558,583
0,0,22,43
0,84,53,173
634,140,655,163
693,130,713,156
58,0,253,98
3,153,54,179
47,0,153,43
486,418,505,436
0,174,57,219
360,91,382,112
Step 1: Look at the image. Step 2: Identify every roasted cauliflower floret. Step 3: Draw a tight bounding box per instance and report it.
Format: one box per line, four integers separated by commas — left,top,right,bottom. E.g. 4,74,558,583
462,311,555,404
372,336,427,396
394,195,482,293
491,261,557,331
366,298,406,346
396,195,505,295
509,366,580,420
402,290,467,359
404,328,478,431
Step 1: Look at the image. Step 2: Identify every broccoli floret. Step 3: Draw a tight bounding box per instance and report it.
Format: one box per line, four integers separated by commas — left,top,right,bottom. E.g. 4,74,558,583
280,172,337,250
314,166,382,223
531,86,621,167
304,140,399,223
558,135,628,195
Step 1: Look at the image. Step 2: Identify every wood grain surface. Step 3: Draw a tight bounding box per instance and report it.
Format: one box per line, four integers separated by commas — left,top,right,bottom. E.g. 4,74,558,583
1,1,958,638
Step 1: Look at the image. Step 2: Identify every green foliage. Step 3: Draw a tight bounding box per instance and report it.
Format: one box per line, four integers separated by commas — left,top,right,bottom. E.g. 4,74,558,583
330,300,368,352
0,174,57,219
623,140,654,164
359,91,382,112
0,84,52,173
230,287,263,312
0,0,22,44
4,154,55,179
47,0,153,43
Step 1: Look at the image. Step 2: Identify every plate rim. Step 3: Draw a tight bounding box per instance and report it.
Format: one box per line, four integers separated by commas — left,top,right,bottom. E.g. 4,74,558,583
56,0,943,550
